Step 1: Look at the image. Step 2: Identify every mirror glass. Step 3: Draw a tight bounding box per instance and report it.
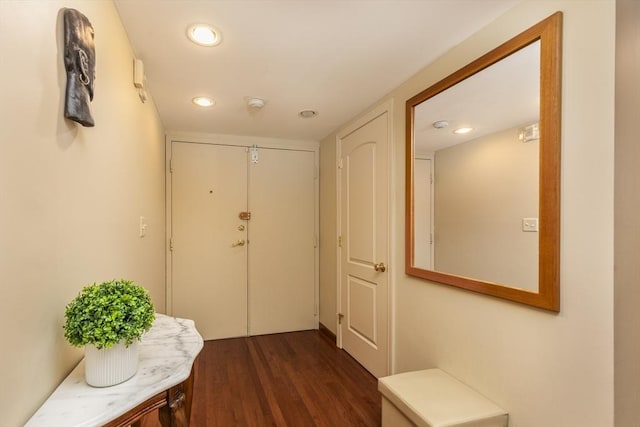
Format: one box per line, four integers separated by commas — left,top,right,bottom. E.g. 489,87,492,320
406,13,562,311
413,42,540,290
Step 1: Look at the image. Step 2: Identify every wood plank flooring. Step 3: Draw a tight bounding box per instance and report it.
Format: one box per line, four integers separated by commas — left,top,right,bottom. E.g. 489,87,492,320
142,329,381,427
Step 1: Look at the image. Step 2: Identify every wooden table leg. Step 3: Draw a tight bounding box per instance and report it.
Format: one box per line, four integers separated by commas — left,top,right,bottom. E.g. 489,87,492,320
158,365,196,427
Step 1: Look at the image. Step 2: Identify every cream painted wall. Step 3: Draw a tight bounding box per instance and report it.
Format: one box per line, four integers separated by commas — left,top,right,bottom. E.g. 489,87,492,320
320,1,615,425
614,0,640,424
0,2,166,425
434,126,539,290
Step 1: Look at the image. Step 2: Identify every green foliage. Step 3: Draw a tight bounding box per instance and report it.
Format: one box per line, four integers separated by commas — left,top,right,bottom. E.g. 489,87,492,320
63,279,155,349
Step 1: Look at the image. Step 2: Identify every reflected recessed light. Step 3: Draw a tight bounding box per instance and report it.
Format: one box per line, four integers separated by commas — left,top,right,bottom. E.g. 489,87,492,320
192,96,215,107
453,127,473,135
187,24,222,47
432,120,449,129
299,110,318,118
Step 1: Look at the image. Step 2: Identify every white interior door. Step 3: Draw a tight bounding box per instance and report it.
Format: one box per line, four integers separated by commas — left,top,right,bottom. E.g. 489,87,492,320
248,148,317,335
171,142,249,340
338,107,390,378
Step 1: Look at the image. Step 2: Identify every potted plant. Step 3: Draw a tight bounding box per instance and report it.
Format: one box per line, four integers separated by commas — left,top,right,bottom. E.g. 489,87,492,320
63,279,155,387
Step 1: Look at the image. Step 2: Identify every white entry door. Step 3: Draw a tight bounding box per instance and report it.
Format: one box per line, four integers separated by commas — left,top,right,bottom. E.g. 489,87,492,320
170,141,317,341
338,105,391,378
171,142,249,340
248,148,316,335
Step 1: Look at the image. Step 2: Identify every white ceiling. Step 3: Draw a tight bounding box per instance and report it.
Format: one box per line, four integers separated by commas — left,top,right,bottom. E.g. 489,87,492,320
415,39,539,153
114,0,520,142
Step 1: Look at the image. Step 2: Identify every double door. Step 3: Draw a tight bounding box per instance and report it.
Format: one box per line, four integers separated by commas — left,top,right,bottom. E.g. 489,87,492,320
169,141,317,340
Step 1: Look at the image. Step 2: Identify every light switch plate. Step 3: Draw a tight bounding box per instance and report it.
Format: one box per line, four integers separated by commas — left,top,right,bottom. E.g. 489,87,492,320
139,216,147,238
522,218,538,232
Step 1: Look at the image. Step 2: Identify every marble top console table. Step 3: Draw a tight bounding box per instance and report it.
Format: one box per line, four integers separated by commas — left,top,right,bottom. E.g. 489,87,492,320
26,314,203,427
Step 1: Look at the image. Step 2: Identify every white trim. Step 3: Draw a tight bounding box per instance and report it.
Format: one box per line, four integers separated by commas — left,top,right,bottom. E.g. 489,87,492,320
165,135,173,315
386,99,396,376
413,152,435,274
167,131,318,151
335,134,342,348
313,149,320,329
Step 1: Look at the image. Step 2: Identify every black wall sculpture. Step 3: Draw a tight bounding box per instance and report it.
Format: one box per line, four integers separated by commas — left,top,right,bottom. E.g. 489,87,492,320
63,8,95,127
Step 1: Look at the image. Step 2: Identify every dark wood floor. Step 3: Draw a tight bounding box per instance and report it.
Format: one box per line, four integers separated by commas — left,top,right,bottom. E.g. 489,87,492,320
142,329,381,426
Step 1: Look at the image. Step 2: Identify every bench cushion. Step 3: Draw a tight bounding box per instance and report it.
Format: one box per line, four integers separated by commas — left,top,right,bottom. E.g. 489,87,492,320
378,369,508,427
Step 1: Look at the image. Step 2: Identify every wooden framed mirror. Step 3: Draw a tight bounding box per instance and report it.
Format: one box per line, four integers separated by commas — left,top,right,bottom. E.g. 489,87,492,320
405,12,562,311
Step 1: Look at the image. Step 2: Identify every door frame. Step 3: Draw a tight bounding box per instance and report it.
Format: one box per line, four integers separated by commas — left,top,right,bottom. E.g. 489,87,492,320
335,100,394,374
414,153,435,269
165,133,320,327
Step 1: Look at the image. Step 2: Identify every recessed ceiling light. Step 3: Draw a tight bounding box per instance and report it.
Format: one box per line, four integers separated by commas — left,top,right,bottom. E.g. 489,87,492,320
187,24,222,47
192,96,215,107
453,127,473,135
299,110,318,118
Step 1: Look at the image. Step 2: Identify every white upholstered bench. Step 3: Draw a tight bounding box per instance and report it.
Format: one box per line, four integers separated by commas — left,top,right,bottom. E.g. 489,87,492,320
378,369,508,427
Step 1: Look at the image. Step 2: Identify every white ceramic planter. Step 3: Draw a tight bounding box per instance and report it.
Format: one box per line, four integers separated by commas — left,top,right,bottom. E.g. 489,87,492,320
84,340,139,387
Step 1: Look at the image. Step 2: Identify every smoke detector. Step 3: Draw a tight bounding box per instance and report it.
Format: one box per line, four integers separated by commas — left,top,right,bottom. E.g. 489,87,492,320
246,98,266,109
299,110,318,118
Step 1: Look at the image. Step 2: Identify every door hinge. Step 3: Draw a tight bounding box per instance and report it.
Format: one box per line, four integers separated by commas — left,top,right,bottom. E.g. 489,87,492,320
169,237,174,252
314,235,318,248
338,313,344,324
338,235,342,247
338,158,343,169
314,304,318,316
169,159,173,173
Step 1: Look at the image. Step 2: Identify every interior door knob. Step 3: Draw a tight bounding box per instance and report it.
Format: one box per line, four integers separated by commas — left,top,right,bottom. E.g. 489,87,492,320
232,239,246,247
374,262,386,272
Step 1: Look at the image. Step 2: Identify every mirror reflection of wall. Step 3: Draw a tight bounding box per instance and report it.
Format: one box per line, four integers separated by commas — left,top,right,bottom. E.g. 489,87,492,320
434,124,539,291
412,40,541,291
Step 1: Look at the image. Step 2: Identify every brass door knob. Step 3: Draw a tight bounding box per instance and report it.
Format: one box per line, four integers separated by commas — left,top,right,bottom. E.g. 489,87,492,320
232,239,246,247
374,262,386,272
